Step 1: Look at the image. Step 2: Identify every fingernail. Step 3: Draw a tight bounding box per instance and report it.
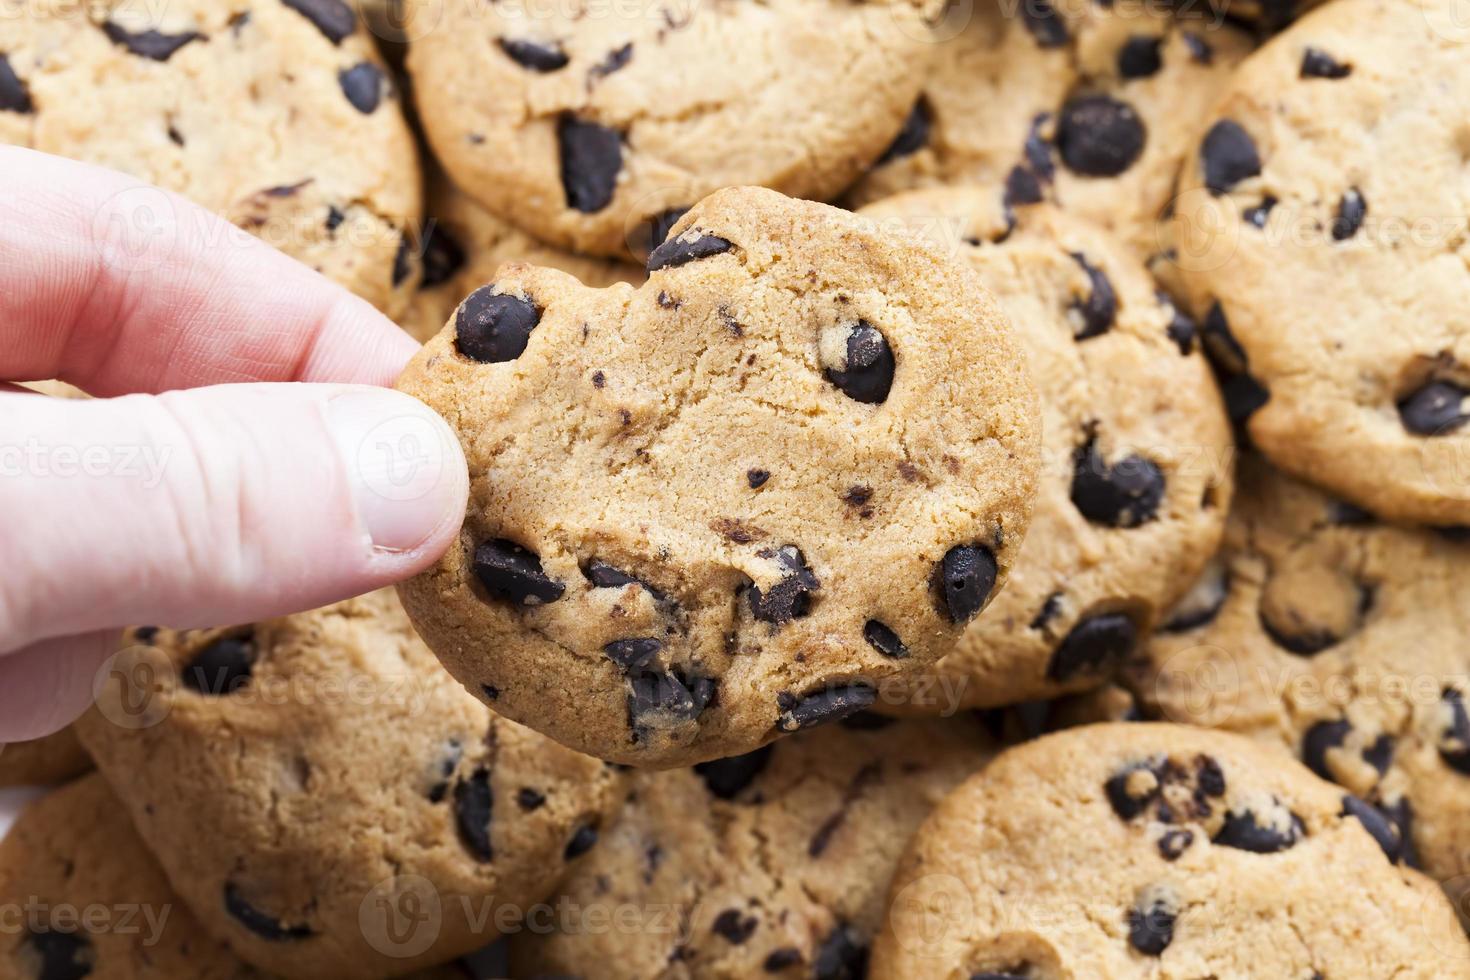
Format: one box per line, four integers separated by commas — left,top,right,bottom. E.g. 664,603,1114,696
326,389,467,553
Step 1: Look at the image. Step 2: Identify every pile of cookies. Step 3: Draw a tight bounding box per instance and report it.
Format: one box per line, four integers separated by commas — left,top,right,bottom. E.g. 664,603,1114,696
5,0,1470,976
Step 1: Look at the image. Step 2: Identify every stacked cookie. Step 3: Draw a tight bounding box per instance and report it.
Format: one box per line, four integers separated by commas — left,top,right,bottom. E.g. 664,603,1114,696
9,0,1470,977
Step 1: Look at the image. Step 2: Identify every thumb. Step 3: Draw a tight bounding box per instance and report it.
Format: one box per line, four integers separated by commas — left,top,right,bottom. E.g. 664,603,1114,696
0,383,468,654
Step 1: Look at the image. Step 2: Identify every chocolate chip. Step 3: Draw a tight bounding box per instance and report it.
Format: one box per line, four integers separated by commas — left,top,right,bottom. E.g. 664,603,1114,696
824,320,895,404
1213,805,1303,853
564,823,598,859
224,883,314,940
1363,734,1394,774
22,929,93,980
1157,292,1196,355
764,948,802,972
428,739,462,802
627,669,715,731
325,205,345,231
1004,165,1045,210
1117,36,1162,78
1301,719,1350,780
282,0,355,43
456,287,543,363
634,207,690,259
934,544,997,623
1196,755,1226,797
1067,252,1117,339
878,98,932,164
1157,829,1194,860
1025,113,1055,181
1332,188,1366,241
1301,47,1351,79
1071,439,1164,527
1200,302,1269,423
1438,688,1470,774
863,620,909,659
391,234,413,288
1200,120,1260,195
712,909,759,945
1242,195,1277,229
338,62,383,114
498,37,568,71
746,468,770,489
1020,0,1068,47
603,638,663,671
1056,95,1145,177
472,539,565,606
590,42,633,79
775,685,877,732
1046,613,1136,680
0,54,32,114
694,745,773,799
1328,500,1374,525
453,768,494,861
1399,380,1469,435
1341,795,1404,863
132,625,160,644
182,633,257,695
1127,893,1176,955
811,924,867,980
1183,33,1212,64
1160,560,1229,633
749,546,820,623
558,115,621,213
419,223,465,289
102,22,203,61
516,788,545,811
1105,760,1160,820
481,684,500,701
647,232,735,272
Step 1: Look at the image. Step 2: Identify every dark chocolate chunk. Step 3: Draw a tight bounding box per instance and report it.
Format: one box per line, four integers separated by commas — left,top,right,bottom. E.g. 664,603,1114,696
634,207,689,258
1071,439,1164,527
1200,120,1260,195
1117,35,1162,78
1242,195,1277,229
282,0,356,43
1030,592,1064,631
811,923,867,980
1127,894,1176,955
863,619,909,659
746,468,770,489
878,98,932,164
825,320,895,404
1301,47,1351,79
712,909,759,945
1341,795,1404,864
472,539,564,606
764,948,802,972
1105,760,1160,820
1004,165,1045,209
516,787,546,811
1020,0,1069,47
497,37,569,71
1213,805,1303,853
338,62,383,114
603,637,663,671
428,738,462,802
391,234,413,288
628,669,715,731
453,768,494,862
455,287,543,363
934,544,998,623
558,115,621,213
1438,687,1470,774
1398,380,1469,436
101,22,203,61
419,222,466,288
1157,829,1194,861
181,633,257,695
1046,613,1136,680
564,823,598,859
1182,33,1212,64
775,685,877,733
0,54,32,114
749,546,820,624
1158,291,1197,355
1068,252,1118,339
1301,718,1350,780
694,745,774,799
647,232,735,272
1056,95,1146,177
21,929,93,980
590,43,633,79
223,883,315,940
1332,188,1366,240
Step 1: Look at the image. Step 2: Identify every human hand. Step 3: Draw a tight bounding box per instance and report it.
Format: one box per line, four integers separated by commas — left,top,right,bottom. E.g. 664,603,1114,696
0,147,468,742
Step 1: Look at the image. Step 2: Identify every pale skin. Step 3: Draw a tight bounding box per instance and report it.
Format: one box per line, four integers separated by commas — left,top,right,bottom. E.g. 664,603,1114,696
0,146,469,742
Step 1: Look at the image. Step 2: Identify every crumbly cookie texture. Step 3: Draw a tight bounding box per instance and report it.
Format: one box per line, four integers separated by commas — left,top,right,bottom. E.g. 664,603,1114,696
846,0,1253,262
0,774,264,979
859,190,1232,710
395,186,1042,767
872,723,1470,979
74,590,625,980
1171,0,1470,526
0,726,91,788
406,0,940,258
0,0,422,316
1127,455,1470,918
401,174,641,343
511,714,996,979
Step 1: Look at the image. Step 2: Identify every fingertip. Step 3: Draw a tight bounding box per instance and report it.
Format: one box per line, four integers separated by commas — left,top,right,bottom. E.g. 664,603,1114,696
0,632,116,742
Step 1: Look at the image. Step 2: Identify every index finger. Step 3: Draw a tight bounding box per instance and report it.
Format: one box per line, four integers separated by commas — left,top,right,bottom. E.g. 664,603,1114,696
0,146,420,395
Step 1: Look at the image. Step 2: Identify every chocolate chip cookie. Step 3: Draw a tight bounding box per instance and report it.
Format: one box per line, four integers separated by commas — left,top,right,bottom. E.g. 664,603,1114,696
0,727,91,788
0,774,264,979
859,189,1232,709
873,723,1470,978
1127,455,1470,920
1170,0,1470,526
406,0,941,258
395,186,1042,767
847,0,1253,261
74,590,625,979
402,174,641,343
0,0,422,316
510,713,996,978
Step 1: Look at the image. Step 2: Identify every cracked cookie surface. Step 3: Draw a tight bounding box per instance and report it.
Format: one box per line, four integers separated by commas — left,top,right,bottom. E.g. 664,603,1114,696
846,0,1253,262
74,590,624,980
1170,0,1470,525
407,0,940,258
510,713,996,979
872,723,1470,979
859,189,1232,710
0,0,422,316
1127,455,1470,920
395,186,1041,767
